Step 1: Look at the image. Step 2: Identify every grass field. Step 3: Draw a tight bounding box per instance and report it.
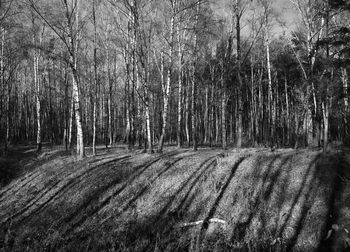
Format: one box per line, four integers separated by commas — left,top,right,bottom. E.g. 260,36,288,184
0,145,349,251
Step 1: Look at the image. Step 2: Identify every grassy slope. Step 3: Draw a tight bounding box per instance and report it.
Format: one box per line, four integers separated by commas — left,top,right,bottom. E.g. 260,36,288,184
0,146,349,251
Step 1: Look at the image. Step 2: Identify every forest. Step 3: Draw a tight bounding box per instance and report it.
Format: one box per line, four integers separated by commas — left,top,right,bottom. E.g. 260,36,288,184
1,0,350,251
0,0,349,156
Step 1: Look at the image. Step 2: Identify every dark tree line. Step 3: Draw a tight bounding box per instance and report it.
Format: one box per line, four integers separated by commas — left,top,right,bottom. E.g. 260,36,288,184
0,0,350,157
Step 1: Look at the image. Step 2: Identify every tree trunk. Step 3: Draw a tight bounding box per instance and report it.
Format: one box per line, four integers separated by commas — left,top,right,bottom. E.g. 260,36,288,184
284,72,290,145
185,71,190,146
191,1,200,151
1,27,7,152
192,65,197,151
177,26,183,148
158,66,171,152
235,0,243,148
157,14,175,153
221,63,227,149
64,0,84,158
322,101,329,152
265,26,273,145
204,85,209,144
34,45,41,152
92,98,97,155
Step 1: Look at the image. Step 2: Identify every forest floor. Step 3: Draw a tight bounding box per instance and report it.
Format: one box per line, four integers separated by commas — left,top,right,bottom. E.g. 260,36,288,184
0,145,350,251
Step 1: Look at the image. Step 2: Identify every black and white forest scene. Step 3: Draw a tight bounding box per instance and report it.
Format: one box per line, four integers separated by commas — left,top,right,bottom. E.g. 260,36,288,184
1,0,350,251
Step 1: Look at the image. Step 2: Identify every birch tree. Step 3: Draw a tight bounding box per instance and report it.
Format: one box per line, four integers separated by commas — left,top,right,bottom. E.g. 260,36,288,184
28,0,85,158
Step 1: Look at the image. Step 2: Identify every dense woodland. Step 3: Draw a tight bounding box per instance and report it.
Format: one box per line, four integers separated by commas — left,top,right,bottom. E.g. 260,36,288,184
0,0,350,157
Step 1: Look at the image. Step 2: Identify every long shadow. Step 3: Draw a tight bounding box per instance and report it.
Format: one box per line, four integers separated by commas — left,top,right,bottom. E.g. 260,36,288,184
285,154,325,251
91,154,219,251
254,155,293,241
61,151,188,234
247,153,293,244
1,155,132,226
123,156,219,252
200,156,248,238
276,153,321,241
0,157,43,200
155,155,218,225
174,159,218,215
231,154,282,242
317,153,345,252
15,155,133,225
0,154,73,203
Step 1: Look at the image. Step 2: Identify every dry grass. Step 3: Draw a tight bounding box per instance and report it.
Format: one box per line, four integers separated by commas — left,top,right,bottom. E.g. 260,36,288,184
0,146,349,251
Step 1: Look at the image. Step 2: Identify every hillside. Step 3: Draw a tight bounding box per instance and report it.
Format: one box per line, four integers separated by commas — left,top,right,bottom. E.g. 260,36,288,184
0,146,350,251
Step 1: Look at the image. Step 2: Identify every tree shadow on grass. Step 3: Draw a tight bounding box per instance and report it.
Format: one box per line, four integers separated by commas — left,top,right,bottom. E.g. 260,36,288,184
0,146,39,190
66,153,224,251
1,150,191,251
86,151,349,252
0,149,72,202
317,152,349,252
60,152,192,235
230,154,285,242
0,154,132,228
235,152,346,252
200,156,248,234
4,149,349,252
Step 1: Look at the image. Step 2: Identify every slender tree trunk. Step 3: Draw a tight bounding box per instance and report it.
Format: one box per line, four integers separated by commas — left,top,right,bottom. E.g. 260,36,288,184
62,60,69,150
191,1,200,151
209,63,215,146
322,8,330,152
250,55,256,144
157,13,175,153
92,0,98,155
191,64,197,151
342,68,348,112
284,72,290,145
158,65,172,152
185,72,190,146
322,100,329,152
177,26,182,148
92,99,97,154
108,77,112,147
265,26,273,145
341,68,349,135
34,45,41,152
235,0,243,148
68,96,74,148
204,85,209,144
221,62,227,149
145,80,153,153
1,27,6,152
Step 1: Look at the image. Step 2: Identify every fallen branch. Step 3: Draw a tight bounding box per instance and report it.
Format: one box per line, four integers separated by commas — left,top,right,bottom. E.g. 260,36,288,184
176,218,226,228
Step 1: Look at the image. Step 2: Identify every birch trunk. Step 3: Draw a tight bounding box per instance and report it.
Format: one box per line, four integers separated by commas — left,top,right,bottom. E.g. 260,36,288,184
284,73,290,144
191,65,197,151
221,63,227,149
235,0,243,148
64,0,84,158
1,28,6,152
322,101,329,152
92,0,97,155
265,25,273,145
157,13,175,153
34,44,41,152
68,96,74,148
342,68,348,112
185,72,190,146
204,86,209,144
177,25,183,148
191,1,200,151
